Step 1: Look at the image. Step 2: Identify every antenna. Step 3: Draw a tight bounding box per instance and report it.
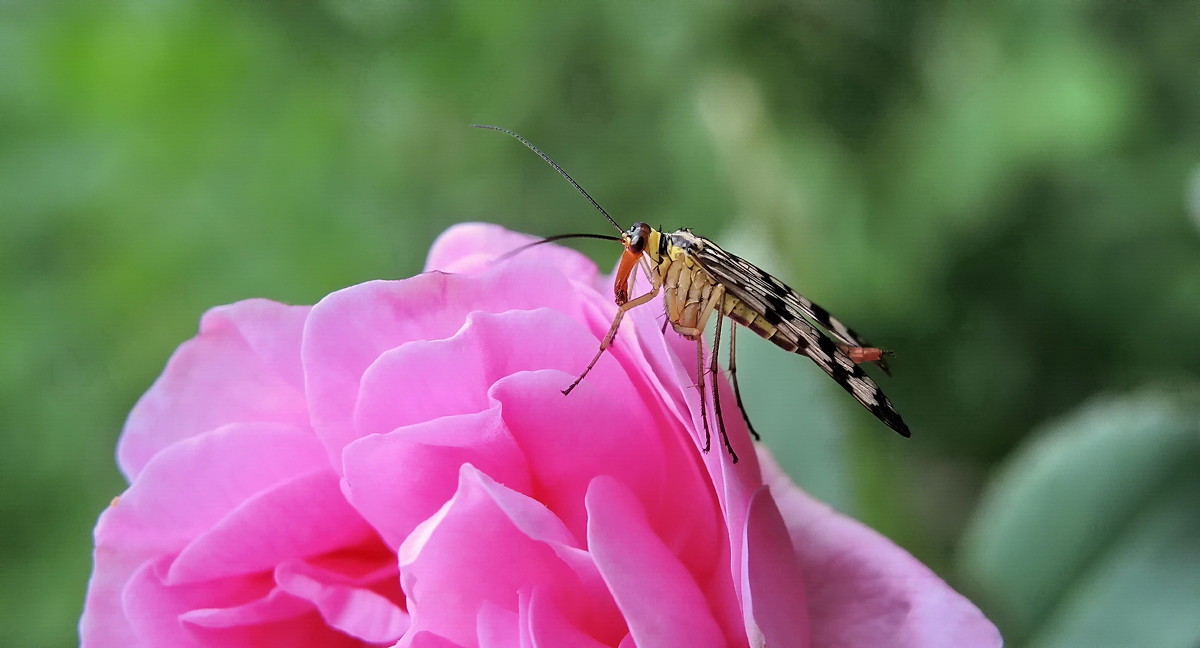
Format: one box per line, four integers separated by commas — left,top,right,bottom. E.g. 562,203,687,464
494,232,623,263
470,124,624,234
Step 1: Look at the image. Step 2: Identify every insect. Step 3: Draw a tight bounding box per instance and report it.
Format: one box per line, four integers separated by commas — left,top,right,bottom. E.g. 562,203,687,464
473,124,909,462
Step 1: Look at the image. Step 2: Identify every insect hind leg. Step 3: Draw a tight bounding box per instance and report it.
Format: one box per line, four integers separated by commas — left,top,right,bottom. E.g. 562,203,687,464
695,335,712,454
710,311,738,462
728,324,760,441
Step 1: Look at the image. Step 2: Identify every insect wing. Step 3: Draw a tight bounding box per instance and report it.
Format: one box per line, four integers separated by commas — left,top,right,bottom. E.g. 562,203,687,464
694,239,888,368
686,236,909,436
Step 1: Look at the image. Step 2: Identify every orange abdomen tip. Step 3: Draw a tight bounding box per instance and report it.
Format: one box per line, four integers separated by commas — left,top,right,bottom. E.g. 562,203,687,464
847,347,887,363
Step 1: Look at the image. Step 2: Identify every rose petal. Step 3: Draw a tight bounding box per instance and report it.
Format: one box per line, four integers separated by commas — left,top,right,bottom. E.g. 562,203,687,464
401,631,467,648
82,424,353,647
353,308,599,436
303,264,592,463
86,223,1000,648
493,360,747,644
457,471,621,641
743,486,809,648
760,449,1002,647
122,557,271,647
98,423,329,558
125,557,398,648
189,614,366,648
399,465,620,647
616,281,767,575
585,475,727,647
527,586,611,648
119,300,311,479
476,601,521,648
179,586,310,628
342,408,532,549
492,369,725,574
80,537,142,647
274,558,409,643
169,469,375,584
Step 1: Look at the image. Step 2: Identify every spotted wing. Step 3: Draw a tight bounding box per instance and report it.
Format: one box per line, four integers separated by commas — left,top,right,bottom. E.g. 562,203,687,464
688,235,909,437
698,240,888,371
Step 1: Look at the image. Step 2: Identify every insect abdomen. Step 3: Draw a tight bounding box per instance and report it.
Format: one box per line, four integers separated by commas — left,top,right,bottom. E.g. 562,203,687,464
720,294,799,353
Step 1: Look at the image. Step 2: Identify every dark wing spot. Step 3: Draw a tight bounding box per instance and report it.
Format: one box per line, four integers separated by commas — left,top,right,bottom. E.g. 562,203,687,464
815,334,840,361
808,302,833,328
762,291,788,326
869,391,910,437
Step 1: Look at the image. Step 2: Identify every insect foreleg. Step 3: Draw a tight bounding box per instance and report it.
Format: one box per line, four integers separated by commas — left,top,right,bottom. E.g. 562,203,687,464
562,281,661,396
728,324,761,441
626,258,640,295
637,257,654,291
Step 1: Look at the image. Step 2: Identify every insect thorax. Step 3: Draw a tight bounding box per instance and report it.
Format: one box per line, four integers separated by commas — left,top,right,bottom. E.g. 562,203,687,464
656,229,786,346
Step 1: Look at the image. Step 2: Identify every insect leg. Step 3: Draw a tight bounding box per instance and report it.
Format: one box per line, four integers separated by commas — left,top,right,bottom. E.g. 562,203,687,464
696,336,711,453
627,257,642,295
638,257,654,289
562,283,661,396
637,257,671,336
674,285,742,460
671,284,726,340
710,310,738,463
728,324,761,441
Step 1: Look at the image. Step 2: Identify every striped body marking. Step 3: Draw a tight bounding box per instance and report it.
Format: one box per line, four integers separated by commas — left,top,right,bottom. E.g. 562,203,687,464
474,125,909,462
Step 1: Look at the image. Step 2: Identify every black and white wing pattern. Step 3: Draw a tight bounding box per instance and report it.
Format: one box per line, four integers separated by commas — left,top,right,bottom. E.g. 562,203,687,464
683,233,910,437
697,236,888,370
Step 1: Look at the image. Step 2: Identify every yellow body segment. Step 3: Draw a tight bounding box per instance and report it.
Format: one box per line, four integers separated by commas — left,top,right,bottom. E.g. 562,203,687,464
651,236,784,347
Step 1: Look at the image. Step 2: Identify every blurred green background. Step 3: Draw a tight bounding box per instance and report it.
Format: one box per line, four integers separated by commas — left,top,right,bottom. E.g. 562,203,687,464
3,1,1199,646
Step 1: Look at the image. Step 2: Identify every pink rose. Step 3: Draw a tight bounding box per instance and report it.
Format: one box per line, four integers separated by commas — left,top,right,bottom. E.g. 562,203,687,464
81,223,1000,647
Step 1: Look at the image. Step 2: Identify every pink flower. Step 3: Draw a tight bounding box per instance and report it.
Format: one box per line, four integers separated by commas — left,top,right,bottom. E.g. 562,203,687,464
81,223,1000,648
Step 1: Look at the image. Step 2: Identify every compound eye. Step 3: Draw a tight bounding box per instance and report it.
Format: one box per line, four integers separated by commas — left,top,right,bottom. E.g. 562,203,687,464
628,222,650,254
629,233,646,254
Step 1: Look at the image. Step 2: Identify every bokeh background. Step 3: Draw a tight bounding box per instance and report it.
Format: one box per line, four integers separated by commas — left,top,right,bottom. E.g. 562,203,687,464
4,1,1199,646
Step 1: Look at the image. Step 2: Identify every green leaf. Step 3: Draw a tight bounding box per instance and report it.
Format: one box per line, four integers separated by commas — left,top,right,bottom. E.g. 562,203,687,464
960,389,1200,647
